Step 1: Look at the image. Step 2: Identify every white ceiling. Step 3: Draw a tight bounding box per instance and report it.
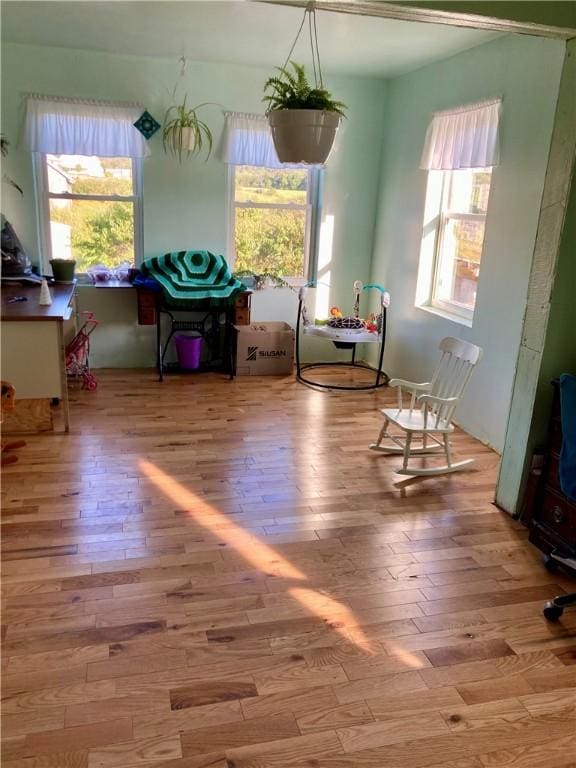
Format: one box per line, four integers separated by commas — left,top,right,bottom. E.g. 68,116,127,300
0,1,501,78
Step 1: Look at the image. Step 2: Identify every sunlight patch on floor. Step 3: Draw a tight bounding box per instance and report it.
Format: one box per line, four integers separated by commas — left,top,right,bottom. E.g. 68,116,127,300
139,458,377,654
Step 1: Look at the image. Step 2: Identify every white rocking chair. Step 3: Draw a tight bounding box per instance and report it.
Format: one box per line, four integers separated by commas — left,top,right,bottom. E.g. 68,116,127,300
369,337,483,476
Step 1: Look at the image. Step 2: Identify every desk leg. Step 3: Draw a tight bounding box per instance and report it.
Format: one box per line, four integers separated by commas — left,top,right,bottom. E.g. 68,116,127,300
375,309,387,387
58,321,70,433
227,308,234,379
156,313,163,382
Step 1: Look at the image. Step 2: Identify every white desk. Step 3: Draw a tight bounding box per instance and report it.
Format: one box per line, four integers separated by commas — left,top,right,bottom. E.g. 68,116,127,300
1,282,76,432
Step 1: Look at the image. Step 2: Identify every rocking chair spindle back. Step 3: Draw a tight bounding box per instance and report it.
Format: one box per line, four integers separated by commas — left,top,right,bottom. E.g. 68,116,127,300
370,336,482,476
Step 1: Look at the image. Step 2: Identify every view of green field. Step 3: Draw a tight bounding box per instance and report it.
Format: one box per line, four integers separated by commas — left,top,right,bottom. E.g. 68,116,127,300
233,166,308,277
48,155,135,271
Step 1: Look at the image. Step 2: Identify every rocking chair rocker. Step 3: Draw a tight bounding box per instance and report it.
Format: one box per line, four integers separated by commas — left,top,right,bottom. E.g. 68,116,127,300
369,337,482,476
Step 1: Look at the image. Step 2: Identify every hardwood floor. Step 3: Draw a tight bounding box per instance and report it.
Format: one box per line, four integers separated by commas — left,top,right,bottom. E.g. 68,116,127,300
2,370,575,768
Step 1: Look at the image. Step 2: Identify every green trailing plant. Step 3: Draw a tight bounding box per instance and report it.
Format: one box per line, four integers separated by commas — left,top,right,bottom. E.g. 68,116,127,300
1,135,23,195
263,62,346,116
162,97,213,163
233,269,293,291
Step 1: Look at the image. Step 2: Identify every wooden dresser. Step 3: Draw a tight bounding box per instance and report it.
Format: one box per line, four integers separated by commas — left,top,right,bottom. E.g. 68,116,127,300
527,380,576,560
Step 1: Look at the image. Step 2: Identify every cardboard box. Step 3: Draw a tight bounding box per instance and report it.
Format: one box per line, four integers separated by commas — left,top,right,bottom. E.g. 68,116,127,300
235,322,295,375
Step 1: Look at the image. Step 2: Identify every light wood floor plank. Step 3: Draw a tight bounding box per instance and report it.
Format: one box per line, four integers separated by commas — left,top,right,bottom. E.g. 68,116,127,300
180,712,300,756
478,734,576,767
2,371,573,768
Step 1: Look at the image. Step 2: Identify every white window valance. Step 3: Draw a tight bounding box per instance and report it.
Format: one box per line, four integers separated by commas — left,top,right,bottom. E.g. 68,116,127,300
420,98,502,171
23,95,150,158
220,111,302,169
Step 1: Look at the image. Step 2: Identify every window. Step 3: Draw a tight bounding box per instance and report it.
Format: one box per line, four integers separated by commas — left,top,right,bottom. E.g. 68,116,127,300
229,165,321,282
24,95,148,274
38,153,142,272
417,98,501,323
431,167,492,318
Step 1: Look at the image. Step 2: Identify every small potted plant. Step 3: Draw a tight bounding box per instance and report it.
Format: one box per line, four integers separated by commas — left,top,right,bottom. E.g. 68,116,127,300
162,96,213,163
263,62,346,164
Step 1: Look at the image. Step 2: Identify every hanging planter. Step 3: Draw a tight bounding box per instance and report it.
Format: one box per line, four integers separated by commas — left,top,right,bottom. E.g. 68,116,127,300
162,58,214,164
263,6,346,165
162,98,213,163
265,63,345,164
268,108,340,164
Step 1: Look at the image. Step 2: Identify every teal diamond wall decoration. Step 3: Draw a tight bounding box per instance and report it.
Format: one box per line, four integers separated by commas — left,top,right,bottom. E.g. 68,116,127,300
134,110,161,139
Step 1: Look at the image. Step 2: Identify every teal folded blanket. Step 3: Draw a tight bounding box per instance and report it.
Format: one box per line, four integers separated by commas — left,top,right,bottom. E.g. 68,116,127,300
141,251,244,303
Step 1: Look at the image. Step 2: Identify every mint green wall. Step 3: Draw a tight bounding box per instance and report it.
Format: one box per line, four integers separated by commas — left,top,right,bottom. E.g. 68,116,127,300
368,34,565,452
1,42,386,367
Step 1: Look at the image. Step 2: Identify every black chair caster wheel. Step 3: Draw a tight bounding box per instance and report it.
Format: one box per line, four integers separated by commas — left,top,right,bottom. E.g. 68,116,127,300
543,601,564,621
543,554,559,573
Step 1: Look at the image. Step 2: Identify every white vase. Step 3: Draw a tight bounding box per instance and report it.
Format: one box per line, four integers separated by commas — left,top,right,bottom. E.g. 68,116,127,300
268,110,341,164
38,279,52,306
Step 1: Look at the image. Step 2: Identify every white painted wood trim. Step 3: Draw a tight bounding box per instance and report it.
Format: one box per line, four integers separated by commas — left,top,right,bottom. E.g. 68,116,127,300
496,39,576,515
258,1,576,39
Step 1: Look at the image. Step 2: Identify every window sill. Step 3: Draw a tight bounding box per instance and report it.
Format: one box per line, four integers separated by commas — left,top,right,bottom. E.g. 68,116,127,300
416,303,473,328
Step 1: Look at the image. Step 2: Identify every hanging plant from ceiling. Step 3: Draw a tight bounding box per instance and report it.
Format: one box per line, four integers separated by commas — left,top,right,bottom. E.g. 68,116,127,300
263,3,347,165
163,57,215,163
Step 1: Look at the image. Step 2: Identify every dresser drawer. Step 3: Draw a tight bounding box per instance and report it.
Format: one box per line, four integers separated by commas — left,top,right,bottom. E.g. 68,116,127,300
537,488,576,546
136,290,157,326
235,292,251,310
234,308,251,325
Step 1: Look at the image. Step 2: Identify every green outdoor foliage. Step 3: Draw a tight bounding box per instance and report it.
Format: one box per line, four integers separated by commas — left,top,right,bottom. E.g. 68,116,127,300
235,208,306,278
263,62,346,115
51,200,134,270
234,166,308,278
235,166,307,205
73,204,133,268
162,97,213,163
49,163,134,271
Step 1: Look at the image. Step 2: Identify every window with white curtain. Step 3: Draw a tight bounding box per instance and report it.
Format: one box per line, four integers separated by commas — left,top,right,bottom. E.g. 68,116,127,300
221,112,322,281
417,99,501,323
24,95,147,273
430,166,492,318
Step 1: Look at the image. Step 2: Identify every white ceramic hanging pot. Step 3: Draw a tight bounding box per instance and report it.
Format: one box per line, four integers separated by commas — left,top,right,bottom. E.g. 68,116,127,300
166,126,199,152
268,109,340,164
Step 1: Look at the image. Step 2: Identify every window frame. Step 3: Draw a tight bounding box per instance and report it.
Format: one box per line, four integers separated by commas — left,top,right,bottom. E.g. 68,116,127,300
427,167,491,323
227,164,323,285
34,152,144,273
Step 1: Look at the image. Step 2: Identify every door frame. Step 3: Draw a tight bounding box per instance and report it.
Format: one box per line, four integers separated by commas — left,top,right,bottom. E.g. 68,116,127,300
262,0,576,514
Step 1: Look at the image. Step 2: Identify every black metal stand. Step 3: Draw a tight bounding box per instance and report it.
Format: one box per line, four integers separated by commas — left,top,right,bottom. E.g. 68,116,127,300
542,549,576,621
544,592,576,621
295,298,389,391
156,301,234,382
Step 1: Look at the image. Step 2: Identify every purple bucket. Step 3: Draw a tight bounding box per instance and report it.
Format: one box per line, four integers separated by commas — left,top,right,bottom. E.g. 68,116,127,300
174,333,202,370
